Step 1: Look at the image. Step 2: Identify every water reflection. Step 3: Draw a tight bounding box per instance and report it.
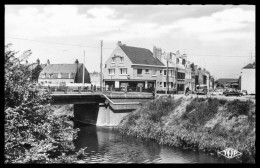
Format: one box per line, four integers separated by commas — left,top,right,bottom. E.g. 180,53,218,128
73,125,239,163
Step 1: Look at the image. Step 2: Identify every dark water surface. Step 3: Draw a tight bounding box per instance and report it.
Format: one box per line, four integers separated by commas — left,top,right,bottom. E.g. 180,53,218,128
73,125,240,163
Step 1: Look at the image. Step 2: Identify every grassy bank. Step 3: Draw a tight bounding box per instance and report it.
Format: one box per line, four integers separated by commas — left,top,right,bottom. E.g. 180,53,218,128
117,96,255,163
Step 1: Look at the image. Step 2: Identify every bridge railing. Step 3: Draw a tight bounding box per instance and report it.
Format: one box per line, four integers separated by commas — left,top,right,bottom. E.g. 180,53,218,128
36,85,155,94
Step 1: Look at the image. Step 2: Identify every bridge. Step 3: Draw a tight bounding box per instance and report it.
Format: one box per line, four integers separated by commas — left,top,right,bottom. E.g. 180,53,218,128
47,89,154,126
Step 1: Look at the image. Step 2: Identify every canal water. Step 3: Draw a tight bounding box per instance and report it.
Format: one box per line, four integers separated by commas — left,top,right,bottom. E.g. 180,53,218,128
73,125,240,163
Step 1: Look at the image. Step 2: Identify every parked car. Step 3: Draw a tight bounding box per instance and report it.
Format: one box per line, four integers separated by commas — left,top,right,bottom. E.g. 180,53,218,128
225,90,243,96
241,90,248,95
211,90,223,96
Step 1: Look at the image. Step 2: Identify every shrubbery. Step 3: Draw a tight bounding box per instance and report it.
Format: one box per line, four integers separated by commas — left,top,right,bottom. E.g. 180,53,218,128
182,98,219,125
5,44,80,163
147,97,181,122
226,99,254,117
118,96,255,163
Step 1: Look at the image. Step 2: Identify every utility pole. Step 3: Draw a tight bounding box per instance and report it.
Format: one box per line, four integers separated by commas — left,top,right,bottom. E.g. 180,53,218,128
82,50,85,88
100,40,103,91
166,58,169,95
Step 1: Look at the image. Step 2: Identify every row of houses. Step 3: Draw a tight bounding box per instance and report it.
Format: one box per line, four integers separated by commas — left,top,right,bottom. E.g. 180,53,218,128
26,59,91,86
103,41,214,94
27,41,215,94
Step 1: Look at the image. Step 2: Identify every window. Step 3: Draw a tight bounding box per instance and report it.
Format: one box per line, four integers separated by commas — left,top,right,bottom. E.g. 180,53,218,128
160,82,162,86
112,57,116,63
164,82,167,87
145,69,149,74
120,68,127,74
182,59,186,65
160,70,162,74
137,69,142,74
170,82,173,88
70,73,74,79
42,73,46,78
108,69,115,74
120,57,124,63
164,70,167,76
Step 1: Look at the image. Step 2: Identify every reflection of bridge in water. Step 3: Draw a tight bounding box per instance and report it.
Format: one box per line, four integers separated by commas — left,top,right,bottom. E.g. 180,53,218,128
50,91,154,126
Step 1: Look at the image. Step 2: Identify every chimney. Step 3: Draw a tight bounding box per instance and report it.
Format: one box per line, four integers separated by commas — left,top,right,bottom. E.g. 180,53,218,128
36,58,40,65
47,59,50,65
176,50,180,57
153,46,156,59
75,59,79,64
117,41,122,46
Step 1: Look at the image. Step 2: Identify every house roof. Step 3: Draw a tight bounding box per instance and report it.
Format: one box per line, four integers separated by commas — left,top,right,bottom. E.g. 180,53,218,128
119,45,164,66
243,62,255,69
215,78,238,85
40,63,83,74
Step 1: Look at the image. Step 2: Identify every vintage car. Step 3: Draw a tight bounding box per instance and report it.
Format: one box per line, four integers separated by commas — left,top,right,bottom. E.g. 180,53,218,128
225,90,243,96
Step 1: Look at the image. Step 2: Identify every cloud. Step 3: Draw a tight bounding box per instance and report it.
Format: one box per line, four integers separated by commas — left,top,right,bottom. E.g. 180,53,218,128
5,6,127,38
165,8,255,41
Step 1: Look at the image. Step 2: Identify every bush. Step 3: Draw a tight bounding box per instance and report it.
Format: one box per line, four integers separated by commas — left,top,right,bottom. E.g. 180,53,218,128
183,98,219,125
218,99,227,106
5,44,80,163
227,99,254,117
147,97,181,122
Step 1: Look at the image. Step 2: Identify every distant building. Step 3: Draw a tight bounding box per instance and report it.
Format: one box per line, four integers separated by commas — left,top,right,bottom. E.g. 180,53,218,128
89,71,100,87
38,59,90,85
103,41,164,91
241,62,255,94
215,78,239,89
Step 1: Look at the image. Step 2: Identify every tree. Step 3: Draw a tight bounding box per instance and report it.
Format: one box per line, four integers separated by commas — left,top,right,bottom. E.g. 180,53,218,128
31,65,43,83
5,44,81,163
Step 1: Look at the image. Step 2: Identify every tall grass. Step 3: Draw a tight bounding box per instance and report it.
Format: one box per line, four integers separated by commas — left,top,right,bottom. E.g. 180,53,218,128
117,97,255,163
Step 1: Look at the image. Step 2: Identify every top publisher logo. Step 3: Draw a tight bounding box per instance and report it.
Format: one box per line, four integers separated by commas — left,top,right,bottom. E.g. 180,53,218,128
218,148,242,159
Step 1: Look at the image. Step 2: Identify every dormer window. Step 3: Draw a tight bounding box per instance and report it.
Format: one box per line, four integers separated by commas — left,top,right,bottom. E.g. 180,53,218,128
120,57,124,63
112,57,116,63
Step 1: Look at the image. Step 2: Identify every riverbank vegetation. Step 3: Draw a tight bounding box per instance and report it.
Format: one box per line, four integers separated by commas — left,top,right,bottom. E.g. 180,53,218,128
5,44,82,163
117,96,255,163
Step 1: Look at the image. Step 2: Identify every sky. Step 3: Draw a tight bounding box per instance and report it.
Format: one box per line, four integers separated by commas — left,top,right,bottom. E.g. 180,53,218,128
5,5,255,79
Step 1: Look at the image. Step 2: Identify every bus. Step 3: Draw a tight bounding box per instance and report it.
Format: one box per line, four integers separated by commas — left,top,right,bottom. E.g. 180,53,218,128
196,85,208,95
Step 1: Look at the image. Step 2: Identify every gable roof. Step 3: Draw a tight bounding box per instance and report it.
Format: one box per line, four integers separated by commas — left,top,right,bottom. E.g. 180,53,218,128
243,62,255,69
40,63,82,74
215,78,238,85
119,45,164,66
